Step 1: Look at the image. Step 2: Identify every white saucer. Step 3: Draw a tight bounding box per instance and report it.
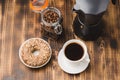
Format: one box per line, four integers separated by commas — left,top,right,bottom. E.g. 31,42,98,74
58,50,90,74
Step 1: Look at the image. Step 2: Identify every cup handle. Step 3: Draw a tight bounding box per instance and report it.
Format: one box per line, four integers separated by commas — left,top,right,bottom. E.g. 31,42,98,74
54,24,62,35
83,55,90,63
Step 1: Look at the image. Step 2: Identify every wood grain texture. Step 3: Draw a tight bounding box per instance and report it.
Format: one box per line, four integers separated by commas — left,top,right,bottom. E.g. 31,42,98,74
0,0,120,80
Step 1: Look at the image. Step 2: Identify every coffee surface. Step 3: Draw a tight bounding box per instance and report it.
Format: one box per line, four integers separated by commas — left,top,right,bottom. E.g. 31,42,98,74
65,43,84,61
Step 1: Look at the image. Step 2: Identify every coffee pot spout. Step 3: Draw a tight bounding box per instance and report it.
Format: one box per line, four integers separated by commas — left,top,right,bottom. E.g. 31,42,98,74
73,8,84,15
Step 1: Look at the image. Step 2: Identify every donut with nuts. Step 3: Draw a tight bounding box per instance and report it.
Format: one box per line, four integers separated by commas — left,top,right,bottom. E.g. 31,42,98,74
19,38,51,67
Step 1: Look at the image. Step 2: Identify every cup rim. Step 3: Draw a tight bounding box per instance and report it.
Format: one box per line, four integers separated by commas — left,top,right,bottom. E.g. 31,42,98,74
62,39,87,62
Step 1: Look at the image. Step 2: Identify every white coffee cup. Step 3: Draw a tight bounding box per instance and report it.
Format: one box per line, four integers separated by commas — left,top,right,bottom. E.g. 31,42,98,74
58,39,90,74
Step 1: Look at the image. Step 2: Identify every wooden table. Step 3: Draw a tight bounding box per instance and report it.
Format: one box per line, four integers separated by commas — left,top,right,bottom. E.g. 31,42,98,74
0,0,120,80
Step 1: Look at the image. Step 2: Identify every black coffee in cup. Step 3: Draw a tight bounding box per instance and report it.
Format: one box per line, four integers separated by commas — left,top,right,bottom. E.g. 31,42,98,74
65,43,84,61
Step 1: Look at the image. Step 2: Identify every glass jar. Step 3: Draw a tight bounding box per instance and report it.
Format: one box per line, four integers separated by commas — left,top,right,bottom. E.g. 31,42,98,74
41,7,63,39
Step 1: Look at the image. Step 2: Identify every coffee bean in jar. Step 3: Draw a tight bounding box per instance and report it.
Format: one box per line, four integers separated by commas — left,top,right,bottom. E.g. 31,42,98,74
43,10,59,23
41,7,63,40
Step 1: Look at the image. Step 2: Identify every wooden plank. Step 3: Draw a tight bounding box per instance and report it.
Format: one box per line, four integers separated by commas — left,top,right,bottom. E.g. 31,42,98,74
0,0,120,80
0,0,15,79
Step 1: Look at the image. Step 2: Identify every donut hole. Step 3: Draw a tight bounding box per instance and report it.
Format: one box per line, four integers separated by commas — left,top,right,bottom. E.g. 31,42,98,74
32,49,40,56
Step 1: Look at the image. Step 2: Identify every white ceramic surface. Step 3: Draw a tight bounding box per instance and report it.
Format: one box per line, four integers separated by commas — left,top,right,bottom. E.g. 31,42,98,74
58,50,90,74
58,39,90,74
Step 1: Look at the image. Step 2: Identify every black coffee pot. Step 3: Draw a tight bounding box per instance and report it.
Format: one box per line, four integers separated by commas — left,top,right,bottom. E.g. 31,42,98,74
73,0,116,41
73,9,105,41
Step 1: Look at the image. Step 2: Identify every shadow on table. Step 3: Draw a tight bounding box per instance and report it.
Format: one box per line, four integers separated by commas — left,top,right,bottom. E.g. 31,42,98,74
94,19,119,50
